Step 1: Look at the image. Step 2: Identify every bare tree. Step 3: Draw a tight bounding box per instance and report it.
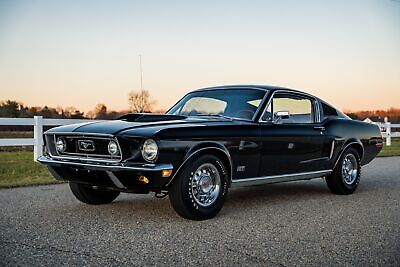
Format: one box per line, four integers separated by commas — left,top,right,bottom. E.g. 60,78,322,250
95,103,107,114
128,90,155,113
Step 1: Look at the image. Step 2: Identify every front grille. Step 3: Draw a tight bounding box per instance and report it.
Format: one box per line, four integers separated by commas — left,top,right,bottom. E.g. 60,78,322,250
49,134,122,162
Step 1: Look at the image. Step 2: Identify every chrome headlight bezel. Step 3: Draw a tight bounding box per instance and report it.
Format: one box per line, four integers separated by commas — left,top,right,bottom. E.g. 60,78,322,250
55,137,67,153
108,140,119,156
141,139,158,162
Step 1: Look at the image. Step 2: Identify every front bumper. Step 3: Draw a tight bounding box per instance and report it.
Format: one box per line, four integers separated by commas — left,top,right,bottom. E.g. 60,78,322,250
38,156,174,191
38,156,173,172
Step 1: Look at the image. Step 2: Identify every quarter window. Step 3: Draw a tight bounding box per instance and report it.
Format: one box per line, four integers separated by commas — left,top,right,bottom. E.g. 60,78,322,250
321,102,338,118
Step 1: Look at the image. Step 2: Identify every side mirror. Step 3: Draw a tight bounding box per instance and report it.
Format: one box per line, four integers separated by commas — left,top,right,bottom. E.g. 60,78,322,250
274,110,290,123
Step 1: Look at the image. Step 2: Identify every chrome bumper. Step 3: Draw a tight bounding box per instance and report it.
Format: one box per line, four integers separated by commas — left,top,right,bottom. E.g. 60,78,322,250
37,156,173,172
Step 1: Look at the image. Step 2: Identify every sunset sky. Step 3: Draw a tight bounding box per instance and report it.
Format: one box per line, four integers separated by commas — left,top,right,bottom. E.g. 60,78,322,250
0,0,399,113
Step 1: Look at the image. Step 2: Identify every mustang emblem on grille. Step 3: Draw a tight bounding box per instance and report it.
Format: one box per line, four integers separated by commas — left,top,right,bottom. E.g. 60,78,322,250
78,140,95,151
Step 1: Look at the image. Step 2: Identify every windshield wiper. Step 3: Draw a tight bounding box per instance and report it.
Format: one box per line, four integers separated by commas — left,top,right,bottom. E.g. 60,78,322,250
194,114,233,120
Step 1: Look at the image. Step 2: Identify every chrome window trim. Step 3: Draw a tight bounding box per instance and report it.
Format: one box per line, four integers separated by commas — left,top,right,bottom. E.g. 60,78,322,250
231,169,332,187
258,89,321,124
251,90,269,122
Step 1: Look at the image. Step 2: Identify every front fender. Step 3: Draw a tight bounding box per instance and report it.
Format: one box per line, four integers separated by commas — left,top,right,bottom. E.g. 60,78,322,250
165,143,233,187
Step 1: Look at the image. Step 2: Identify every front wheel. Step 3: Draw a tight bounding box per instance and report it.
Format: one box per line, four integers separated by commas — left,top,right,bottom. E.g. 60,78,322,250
326,147,361,195
69,182,120,205
169,155,229,220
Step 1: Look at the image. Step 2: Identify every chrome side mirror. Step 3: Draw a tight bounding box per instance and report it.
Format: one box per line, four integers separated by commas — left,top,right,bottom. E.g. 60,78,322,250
274,110,290,123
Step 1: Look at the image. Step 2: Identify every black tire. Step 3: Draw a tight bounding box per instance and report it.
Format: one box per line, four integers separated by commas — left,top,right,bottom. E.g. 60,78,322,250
169,154,229,220
326,147,361,195
69,182,120,205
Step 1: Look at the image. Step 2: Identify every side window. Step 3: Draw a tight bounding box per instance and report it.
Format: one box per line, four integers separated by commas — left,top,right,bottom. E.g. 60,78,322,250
262,93,315,124
321,102,338,118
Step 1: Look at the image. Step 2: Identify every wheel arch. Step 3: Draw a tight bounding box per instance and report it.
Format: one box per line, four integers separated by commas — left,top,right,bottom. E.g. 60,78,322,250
166,143,233,188
333,140,364,169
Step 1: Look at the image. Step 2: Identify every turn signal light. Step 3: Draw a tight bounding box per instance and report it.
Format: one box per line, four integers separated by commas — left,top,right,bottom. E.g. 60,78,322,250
161,169,173,177
138,175,149,184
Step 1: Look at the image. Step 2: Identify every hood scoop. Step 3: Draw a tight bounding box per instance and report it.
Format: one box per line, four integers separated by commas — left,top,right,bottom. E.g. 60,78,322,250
118,113,187,122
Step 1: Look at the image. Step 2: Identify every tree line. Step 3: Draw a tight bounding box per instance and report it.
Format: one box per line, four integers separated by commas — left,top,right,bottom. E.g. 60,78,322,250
346,108,400,123
1,90,399,123
0,90,161,120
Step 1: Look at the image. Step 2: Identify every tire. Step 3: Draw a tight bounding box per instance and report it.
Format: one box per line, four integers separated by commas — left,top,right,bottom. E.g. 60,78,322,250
326,147,361,195
169,154,229,220
69,182,120,205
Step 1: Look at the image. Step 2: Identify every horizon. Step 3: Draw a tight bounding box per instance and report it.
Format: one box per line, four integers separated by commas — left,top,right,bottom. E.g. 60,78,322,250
1,0,399,113
2,93,400,115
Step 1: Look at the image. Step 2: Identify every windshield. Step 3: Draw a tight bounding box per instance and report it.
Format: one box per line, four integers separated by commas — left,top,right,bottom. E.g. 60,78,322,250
167,89,267,120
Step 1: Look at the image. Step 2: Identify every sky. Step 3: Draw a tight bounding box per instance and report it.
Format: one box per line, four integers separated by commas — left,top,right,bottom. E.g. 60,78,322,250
0,0,399,113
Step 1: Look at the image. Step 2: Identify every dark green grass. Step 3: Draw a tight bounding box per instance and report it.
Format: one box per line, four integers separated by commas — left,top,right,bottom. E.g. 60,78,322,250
0,151,59,188
379,139,400,157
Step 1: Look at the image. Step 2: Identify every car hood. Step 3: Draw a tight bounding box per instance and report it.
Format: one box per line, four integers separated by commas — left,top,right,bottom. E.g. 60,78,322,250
46,114,235,136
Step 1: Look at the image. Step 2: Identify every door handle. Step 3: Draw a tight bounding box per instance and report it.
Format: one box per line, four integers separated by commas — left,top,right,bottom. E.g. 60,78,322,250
314,126,325,131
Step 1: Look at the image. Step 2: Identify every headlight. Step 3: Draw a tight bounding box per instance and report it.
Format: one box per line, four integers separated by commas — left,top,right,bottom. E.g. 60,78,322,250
108,140,119,156
56,137,66,153
141,139,158,162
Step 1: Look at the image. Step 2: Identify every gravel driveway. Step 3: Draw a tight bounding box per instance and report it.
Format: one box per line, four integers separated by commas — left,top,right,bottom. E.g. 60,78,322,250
1,157,399,266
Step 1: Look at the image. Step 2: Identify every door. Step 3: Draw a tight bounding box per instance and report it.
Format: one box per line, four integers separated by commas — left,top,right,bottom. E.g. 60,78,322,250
258,92,329,176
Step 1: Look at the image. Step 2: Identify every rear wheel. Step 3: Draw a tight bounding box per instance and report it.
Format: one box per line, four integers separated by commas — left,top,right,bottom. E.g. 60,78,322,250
69,182,120,205
169,155,228,220
326,147,361,195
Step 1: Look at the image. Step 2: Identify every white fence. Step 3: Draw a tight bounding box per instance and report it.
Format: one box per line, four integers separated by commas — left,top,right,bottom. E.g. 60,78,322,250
0,116,399,161
0,116,98,161
376,122,400,146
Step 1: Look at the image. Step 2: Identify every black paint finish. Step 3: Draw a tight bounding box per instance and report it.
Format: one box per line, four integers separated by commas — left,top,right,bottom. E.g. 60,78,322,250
42,85,383,192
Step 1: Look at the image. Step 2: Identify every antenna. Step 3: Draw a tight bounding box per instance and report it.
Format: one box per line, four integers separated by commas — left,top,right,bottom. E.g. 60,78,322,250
139,54,144,112
139,54,143,91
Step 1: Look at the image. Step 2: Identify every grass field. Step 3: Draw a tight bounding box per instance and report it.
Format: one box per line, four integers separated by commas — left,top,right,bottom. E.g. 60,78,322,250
0,139,398,188
379,140,400,157
0,131,33,138
0,151,58,188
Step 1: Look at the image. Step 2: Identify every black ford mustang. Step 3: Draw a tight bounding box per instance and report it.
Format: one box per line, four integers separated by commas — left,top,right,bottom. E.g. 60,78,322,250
39,85,383,220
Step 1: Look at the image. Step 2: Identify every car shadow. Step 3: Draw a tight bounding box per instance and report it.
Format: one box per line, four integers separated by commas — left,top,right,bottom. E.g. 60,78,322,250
55,180,330,220
53,177,385,222
226,180,328,204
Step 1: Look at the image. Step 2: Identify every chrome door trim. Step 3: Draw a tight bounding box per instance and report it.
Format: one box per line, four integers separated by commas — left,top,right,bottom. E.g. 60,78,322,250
300,157,330,164
231,169,332,187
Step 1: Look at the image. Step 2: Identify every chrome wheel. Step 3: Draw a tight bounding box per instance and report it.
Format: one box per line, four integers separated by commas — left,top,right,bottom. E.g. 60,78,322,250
190,163,221,207
342,154,358,185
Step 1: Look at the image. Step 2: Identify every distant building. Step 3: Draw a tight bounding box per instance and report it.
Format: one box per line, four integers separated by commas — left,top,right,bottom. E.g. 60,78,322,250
363,118,377,124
